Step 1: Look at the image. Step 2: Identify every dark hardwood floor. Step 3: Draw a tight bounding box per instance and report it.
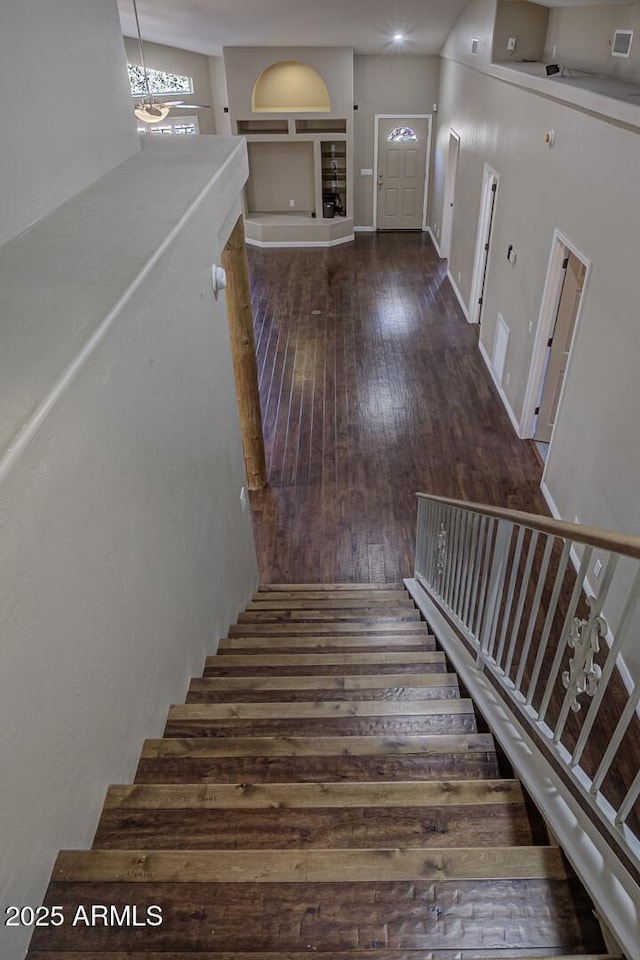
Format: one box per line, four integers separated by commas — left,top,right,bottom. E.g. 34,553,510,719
248,232,546,583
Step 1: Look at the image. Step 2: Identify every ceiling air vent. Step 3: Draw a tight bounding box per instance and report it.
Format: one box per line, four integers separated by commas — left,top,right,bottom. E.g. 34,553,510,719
612,29,633,58
471,38,479,56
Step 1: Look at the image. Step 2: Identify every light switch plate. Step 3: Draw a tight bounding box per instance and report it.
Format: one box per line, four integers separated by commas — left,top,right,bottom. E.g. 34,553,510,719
360,168,373,176
507,37,517,51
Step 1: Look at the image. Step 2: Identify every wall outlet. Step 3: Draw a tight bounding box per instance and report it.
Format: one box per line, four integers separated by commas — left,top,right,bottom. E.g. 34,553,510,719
289,199,295,208
435,224,440,238
457,271,462,283
552,44,557,59
505,372,511,386
240,486,248,513
528,320,533,334
507,37,517,52
574,515,581,525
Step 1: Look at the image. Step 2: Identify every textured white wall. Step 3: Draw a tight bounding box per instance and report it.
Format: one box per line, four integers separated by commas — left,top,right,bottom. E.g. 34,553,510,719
0,138,258,959
0,0,139,248
431,2,640,677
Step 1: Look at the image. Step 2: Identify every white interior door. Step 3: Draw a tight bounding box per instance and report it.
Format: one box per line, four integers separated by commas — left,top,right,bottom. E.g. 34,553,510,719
376,117,428,230
469,168,498,325
536,251,586,442
440,130,460,259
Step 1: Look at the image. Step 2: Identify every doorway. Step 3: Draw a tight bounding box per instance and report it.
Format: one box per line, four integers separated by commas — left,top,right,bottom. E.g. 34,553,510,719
522,231,590,445
440,130,460,259
469,165,499,325
374,115,431,230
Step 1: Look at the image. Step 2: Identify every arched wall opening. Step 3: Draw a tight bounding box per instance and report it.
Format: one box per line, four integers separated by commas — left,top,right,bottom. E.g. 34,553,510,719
252,61,331,113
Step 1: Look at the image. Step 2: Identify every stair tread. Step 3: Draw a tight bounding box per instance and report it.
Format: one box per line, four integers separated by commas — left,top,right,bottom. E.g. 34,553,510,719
141,733,497,758
190,673,459,690
167,699,474,721
238,610,422,621
104,779,523,808
218,635,436,649
53,845,567,882
187,674,460,703
229,621,429,635
248,598,417,609
27,954,625,960
206,652,445,666
95,780,533,850
257,583,408,591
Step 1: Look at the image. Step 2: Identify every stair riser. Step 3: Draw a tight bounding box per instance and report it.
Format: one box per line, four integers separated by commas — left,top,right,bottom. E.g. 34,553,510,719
134,753,501,784
93,804,533,850
32,878,587,954
186,686,460,703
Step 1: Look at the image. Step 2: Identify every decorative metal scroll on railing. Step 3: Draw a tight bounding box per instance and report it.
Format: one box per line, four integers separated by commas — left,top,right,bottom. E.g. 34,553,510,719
414,493,640,873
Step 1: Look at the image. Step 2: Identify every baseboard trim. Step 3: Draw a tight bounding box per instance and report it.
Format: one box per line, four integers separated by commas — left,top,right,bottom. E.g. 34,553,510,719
354,226,375,233
446,269,470,322
478,338,522,437
245,235,354,249
427,226,443,258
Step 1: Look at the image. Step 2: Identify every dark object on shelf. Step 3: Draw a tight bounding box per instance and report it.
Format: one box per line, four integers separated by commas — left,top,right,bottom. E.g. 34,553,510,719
323,191,345,217
545,63,561,76
323,200,335,219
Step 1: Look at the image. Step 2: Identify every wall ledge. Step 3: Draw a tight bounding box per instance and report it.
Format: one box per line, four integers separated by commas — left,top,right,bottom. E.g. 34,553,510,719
0,135,248,482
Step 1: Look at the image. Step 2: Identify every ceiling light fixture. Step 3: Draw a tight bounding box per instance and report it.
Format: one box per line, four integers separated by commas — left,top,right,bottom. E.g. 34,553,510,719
131,0,209,124
393,33,405,41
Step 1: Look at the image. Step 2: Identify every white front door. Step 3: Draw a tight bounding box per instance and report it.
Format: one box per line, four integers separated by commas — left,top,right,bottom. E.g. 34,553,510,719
376,117,428,230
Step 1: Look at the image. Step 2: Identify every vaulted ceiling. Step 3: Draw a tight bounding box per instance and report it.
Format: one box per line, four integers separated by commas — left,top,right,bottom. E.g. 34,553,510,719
119,0,622,59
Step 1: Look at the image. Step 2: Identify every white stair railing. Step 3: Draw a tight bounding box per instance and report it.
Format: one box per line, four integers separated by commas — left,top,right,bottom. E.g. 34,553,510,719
408,493,640,959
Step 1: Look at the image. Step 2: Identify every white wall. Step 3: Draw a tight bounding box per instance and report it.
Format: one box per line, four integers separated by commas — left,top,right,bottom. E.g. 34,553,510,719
0,137,258,960
431,0,640,677
0,0,138,248
124,36,217,133
353,55,440,228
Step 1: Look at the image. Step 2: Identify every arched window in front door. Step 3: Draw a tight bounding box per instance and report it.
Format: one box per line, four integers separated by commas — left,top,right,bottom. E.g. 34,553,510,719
387,125,418,142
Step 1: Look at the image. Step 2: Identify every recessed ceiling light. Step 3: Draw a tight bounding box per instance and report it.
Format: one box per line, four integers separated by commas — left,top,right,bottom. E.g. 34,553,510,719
393,33,404,42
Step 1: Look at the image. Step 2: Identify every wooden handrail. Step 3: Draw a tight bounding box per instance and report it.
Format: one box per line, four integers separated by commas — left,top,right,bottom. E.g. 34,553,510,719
416,493,640,561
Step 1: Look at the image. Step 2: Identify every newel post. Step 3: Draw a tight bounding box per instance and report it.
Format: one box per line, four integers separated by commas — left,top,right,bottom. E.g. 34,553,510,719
221,216,267,490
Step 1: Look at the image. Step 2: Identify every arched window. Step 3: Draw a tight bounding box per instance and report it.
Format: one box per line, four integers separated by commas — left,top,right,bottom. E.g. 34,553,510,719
387,125,418,142
252,61,331,113
128,63,193,97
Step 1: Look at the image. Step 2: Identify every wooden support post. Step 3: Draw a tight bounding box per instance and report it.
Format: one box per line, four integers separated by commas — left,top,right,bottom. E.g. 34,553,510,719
221,216,267,490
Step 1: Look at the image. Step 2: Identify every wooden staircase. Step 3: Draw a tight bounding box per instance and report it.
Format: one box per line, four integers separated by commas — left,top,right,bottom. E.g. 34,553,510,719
28,584,618,959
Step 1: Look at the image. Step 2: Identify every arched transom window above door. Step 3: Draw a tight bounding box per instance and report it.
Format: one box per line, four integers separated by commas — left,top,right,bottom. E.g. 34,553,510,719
387,125,418,142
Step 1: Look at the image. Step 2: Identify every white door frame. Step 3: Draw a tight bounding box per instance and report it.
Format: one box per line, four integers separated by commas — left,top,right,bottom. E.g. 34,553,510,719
521,229,591,443
373,114,432,231
440,129,461,260
468,164,499,325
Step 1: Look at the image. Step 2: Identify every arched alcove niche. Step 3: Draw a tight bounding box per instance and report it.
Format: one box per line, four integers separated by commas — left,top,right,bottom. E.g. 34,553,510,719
252,61,331,113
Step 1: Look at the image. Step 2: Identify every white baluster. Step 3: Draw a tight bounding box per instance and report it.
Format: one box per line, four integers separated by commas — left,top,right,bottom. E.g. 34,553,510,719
515,536,555,691
526,540,571,706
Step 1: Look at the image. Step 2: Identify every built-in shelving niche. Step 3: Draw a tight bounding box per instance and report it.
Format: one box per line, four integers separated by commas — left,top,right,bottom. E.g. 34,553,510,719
321,141,347,217
240,117,353,245
296,119,347,134
237,119,289,135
